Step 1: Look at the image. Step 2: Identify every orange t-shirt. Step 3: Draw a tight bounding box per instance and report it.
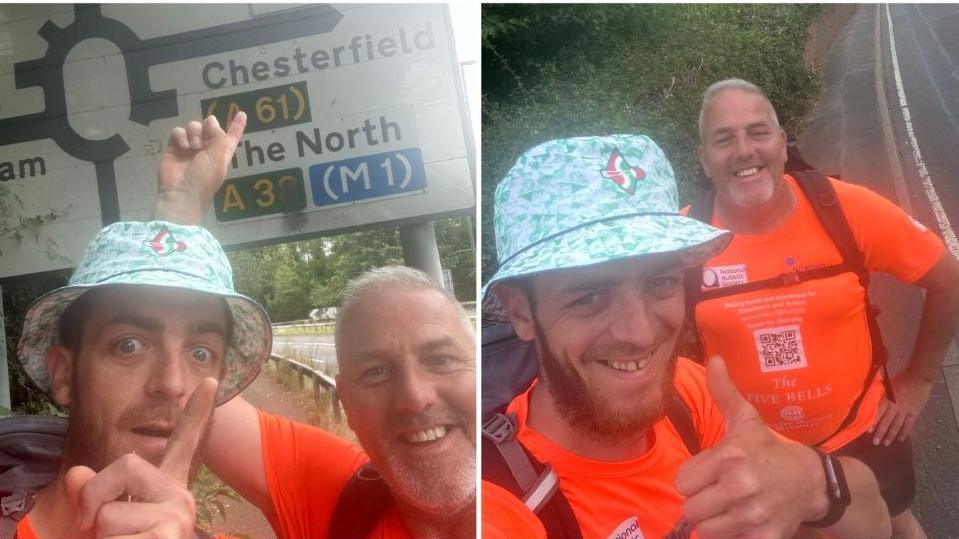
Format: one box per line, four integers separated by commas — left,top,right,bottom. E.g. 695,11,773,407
258,411,413,539
482,358,724,539
16,515,233,539
695,175,943,451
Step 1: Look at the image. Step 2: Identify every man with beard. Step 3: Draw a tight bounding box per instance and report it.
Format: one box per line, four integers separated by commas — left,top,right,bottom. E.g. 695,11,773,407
12,208,272,536
691,79,959,539
481,134,891,539
152,116,476,538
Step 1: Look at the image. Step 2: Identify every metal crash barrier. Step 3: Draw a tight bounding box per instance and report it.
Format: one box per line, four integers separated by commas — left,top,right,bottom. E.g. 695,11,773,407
268,353,341,422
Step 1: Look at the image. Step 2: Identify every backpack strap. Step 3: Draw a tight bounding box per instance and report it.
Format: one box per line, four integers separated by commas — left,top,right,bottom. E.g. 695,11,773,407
482,411,582,539
327,463,393,539
684,187,718,362
791,171,895,404
666,392,701,456
481,391,702,538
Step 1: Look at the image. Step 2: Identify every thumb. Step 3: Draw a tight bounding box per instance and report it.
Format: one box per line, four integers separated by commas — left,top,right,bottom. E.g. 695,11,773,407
706,356,759,431
64,465,96,528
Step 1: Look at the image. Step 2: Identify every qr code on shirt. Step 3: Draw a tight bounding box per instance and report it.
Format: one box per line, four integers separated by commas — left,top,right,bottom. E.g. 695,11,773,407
753,325,808,373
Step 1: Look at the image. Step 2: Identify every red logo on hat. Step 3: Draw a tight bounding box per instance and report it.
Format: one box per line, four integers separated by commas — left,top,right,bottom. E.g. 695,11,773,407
601,149,645,194
145,227,187,256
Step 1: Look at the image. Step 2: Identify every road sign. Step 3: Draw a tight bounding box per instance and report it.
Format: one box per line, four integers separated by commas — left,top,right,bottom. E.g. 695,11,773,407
0,3,475,279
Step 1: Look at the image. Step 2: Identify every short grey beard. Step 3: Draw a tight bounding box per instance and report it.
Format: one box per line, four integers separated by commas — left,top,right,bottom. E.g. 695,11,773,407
383,448,476,514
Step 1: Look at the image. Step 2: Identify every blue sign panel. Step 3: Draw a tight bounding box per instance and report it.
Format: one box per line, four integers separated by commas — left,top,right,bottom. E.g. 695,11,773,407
310,147,427,207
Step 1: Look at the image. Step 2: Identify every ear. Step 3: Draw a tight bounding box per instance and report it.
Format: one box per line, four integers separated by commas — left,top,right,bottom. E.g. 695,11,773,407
494,283,536,341
697,144,711,178
46,345,74,408
777,129,788,161
335,374,359,433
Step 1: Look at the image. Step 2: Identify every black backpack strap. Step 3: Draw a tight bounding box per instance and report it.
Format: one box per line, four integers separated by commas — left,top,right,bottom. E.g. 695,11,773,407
481,412,583,539
684,187,719,362
328,463,393,539
666,392,700,456
792,171,895,404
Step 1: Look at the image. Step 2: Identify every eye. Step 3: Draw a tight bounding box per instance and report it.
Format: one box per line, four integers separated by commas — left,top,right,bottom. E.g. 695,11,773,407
113,337,146,355
648,274,682,297
569,292,599,308
358,365,391,385
190,346,215,363
426,355,454,370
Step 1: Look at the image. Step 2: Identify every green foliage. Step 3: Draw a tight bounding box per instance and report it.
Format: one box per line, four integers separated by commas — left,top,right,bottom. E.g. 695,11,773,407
481,4,822,281
191,465,245,535
3,271,71,414
228,216,475,322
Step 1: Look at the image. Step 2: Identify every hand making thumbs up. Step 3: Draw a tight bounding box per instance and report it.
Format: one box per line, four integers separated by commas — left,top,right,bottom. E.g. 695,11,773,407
66,378,218,538
675,357,830,539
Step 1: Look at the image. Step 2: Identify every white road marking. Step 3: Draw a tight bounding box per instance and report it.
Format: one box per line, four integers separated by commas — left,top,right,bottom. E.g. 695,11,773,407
874,6,913,215
885,4,959,258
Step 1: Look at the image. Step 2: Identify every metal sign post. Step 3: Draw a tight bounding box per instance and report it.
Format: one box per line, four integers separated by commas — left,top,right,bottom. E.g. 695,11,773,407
399,221,443,286
0,285,10,411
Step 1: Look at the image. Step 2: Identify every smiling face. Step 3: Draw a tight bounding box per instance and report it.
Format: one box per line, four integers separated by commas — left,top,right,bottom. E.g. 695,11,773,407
501,254,685,440
336,287,476,514
698,88,789,212
47,285,227,474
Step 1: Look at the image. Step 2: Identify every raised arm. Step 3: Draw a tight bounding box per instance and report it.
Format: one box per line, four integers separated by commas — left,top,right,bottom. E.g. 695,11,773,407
154,112,246,224
153,113,275,517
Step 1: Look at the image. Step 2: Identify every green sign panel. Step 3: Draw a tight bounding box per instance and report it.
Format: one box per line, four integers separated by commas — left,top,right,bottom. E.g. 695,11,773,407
201,81,312,134
214,168,307,222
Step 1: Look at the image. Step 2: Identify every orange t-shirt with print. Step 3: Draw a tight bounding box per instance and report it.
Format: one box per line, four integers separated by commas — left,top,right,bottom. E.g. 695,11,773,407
15,515,234,539
694,174,943,451
482,358,725,539
258,411,413,539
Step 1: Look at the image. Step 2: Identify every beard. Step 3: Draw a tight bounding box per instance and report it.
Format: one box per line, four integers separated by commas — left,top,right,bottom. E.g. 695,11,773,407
533,320,678,442
725,175,776,209
62,388,210,482
362,407,476,515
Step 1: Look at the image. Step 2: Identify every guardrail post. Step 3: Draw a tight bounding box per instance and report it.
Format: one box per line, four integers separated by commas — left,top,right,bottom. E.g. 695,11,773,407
331,388,342,422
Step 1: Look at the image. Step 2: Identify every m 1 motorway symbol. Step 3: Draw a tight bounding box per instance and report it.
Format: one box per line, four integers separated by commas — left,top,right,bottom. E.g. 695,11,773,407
0,3,341,226
310,148,427,207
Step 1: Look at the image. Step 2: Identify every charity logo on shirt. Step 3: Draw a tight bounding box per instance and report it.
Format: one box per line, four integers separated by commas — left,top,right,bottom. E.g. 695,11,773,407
702,264,747,288
607,516,646,539
780,404,806,422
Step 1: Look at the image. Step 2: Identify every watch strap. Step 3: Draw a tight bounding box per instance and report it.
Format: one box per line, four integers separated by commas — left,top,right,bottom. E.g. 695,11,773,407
803,449,852,528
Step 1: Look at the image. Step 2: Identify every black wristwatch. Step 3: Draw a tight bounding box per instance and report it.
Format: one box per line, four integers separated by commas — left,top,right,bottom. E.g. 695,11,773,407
803,449,852,528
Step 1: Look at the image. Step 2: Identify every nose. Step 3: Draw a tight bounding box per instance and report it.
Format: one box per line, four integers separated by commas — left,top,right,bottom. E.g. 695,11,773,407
392,365,438,415
145,346,187,401
733,133,753,160
608,291,659,350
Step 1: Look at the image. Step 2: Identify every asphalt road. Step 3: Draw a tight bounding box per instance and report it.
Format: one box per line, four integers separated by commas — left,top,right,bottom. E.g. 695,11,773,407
798,5,959,537
272,333,338,371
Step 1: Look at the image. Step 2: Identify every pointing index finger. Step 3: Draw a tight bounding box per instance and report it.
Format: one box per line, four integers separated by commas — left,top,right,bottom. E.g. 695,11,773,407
160,377,218,484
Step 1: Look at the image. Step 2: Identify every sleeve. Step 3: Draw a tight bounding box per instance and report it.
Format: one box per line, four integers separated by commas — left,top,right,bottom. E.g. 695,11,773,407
672,358,726,449
836,179,944,283
258,410,369,538
482,481,548,539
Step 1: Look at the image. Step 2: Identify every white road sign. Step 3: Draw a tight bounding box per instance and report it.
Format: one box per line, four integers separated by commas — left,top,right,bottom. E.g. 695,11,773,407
0,3,475,279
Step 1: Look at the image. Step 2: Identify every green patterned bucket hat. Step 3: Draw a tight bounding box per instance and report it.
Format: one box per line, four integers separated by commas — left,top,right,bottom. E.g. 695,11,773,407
17,221,272,405
482,134,732,300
